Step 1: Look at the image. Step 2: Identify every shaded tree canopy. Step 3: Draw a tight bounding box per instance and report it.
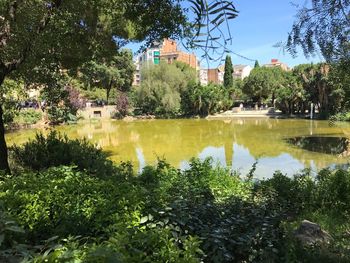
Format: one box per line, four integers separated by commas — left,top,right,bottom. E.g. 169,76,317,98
0,0,239,173
287,0,350,62
80,50,135,103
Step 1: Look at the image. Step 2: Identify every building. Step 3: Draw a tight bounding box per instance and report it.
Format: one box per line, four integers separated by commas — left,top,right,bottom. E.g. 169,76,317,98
133,39,199,85
199,69,208,86
199,66,224,85
264,59,289,71
133,42,162,85
199,63,251,85
233,65,252,80
160,39,199,69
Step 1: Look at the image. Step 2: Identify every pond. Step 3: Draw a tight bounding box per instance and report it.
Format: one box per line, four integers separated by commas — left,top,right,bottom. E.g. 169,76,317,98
6,118,350,178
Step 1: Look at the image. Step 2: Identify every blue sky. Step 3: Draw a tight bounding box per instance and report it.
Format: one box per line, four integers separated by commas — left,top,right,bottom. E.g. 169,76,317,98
125,0,323,68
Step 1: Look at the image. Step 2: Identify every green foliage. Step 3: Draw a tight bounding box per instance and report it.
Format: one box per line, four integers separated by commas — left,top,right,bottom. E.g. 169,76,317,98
13,109,42,125
79,50,135,104
330,112,350,122
10,131,115,177
0,79,27,126
243,66,284,104
135,62,196,116
274,71,306,114
287,0,350,61
223,55,233,88
0,166,133,240
181,82,232,116
241,62,348,118
0,205,27,262
254,60,260,68
40,75,85,124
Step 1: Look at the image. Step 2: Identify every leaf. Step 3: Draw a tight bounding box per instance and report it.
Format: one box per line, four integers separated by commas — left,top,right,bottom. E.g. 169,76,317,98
0,234,4,246
5,226,25,233
140,216,148,224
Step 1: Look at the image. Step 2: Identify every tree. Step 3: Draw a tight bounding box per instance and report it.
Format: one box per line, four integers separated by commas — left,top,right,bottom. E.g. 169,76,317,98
135,62,196,115
242,67,284,104
274,71,305,114
0,0,239,173
223,55,233,88
287,0,350,62
40,75,86,124
80,49,135,104
181,82,232,116
254,60,260,68
0,0,198,173
293,63,344,118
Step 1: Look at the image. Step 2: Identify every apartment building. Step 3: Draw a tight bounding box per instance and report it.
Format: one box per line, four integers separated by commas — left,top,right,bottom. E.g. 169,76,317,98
233,65,252,80
199,63,252,85
264,59,290,71
133,39,199,85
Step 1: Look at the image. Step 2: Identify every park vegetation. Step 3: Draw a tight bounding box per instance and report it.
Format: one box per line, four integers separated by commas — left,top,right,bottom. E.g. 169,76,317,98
0,1,350,261
0,132,349,262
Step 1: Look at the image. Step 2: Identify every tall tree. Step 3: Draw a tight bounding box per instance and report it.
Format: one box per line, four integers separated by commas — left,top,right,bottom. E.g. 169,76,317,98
254,60,260,68
223,55,233,88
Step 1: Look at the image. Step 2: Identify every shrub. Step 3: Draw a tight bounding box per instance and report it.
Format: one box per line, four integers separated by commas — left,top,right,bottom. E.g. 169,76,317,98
13,109,42,125
2,155,350,262
257,170,315,214
10,131,116,177
315,169,350,214
0,166,137,240
115,92,130,118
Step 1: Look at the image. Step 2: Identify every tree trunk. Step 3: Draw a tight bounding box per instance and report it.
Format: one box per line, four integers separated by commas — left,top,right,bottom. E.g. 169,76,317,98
106,88,110,105
0,104,10,174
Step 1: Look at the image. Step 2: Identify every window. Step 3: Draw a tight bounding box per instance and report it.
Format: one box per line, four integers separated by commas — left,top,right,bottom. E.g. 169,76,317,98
154,57,160,65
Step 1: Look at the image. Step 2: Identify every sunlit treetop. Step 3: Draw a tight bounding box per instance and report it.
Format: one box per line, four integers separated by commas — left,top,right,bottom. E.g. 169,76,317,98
286,0,350,62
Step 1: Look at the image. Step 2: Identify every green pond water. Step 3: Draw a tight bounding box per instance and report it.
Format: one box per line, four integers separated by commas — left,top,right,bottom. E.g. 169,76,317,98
6,118,350,178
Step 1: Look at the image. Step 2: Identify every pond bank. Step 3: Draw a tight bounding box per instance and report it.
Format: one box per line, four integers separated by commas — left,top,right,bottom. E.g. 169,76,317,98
206,109,283,119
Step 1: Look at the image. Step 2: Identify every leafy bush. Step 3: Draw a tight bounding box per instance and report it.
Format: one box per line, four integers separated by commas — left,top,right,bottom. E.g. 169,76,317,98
115,92,130,118
181,83,233,116
13,109,42,125
257,170,315,214
0,166,136,240
330,112,350,122
41,77,85,124
2,152,350,262
315,169,350,214
10,131,116,177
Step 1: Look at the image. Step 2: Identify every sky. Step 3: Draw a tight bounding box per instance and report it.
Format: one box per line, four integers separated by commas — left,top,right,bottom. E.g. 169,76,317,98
125,0,323,68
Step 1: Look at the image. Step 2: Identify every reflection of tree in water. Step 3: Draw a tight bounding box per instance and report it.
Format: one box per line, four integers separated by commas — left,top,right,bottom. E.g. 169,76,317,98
5,119,350,173
286,137,349,155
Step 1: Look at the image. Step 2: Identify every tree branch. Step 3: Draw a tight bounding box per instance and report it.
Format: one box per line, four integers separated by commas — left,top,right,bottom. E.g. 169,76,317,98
4,0,63,74
0,0,19,49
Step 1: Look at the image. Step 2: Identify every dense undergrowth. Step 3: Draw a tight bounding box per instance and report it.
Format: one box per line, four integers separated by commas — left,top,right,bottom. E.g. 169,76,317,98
1,132,350,262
